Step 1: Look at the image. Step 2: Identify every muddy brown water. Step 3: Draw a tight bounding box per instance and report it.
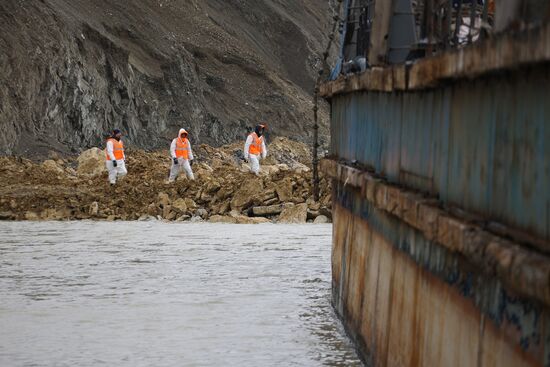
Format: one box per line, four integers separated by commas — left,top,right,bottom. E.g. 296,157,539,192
0,222,362,366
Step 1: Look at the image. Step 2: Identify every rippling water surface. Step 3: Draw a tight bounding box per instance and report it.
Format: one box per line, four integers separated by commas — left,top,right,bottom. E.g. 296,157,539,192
0,222,362,367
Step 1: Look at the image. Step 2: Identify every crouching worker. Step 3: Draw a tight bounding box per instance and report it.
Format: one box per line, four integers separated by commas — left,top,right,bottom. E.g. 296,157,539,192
105,129,127,185
244,124,267,175
168,128,195,182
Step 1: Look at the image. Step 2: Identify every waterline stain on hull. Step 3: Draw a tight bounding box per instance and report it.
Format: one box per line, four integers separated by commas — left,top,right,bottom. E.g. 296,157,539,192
332,204,550,366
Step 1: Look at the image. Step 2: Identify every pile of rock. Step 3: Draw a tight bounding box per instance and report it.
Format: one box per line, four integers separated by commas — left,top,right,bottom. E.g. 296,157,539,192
0,137,332,223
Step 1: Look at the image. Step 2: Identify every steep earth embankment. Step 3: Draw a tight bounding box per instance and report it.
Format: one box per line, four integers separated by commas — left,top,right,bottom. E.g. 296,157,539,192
0,138,332,223
0,0,332,156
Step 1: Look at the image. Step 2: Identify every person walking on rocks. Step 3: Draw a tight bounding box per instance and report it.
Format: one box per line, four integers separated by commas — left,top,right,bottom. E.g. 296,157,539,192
168,128,195,182
105,129,127,185
244,124,267,175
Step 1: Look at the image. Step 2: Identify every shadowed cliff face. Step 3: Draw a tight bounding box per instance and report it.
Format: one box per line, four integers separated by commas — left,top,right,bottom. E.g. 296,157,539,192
0,0,331,156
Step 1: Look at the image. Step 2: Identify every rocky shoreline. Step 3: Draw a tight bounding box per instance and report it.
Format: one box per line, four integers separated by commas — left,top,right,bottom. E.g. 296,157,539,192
0,138,331,224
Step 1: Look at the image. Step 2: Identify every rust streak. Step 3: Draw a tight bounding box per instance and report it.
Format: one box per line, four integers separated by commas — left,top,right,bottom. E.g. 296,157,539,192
320,22,550,98
332,204,543,366
324,159,550,307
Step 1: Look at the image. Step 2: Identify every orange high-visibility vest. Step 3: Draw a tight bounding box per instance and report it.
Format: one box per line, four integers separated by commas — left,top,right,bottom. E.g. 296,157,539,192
175,138,190,159
105,138,124,161
248,133,263,155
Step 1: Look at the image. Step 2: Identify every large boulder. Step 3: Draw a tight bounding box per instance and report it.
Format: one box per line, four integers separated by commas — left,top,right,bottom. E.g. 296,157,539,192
42,160,65,175
209,214,270,224
157,192,171,207
196,208,208,219
290,162,310,173
261,164,290,176
210,201,229,215
258,188,277,204
184,198,197,210
40,208,70,220
275,178,294,202
278,203,307,223
77,148,106,176
215,186,233,201
209,215,238,224
204,180,221,194
230,177,264,210
313,215,330,224
236,216,270,224
250,203,294,217
172,198,188,213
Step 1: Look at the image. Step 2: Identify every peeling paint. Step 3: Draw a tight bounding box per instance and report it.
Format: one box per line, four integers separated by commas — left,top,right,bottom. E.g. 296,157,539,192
329,66,550,244
332,196,550,366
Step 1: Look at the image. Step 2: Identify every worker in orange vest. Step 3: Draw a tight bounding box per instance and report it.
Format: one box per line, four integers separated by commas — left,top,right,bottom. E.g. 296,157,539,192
105,129,127,185
168,128,195,182
244,124,267,175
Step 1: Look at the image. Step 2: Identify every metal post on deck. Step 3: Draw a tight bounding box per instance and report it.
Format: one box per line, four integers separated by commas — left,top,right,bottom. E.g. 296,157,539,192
480,0,489,40
468,0,477,44
453,0,463,45
313,85,320,202
445,0,453,49
426,0,434,55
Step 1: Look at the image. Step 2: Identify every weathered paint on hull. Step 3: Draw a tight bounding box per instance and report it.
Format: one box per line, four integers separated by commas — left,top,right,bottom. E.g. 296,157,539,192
325,19,550,367
330,66,550,243
332,202,548,366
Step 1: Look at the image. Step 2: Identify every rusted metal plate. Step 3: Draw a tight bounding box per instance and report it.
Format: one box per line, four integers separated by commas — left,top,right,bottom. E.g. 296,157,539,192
320,22,550,98
320,67,399,96
323,159,550,306
329,66,550,243
332,199,550,366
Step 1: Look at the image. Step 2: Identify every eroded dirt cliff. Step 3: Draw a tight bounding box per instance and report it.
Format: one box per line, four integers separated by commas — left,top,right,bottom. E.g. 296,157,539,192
0,0,332,156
